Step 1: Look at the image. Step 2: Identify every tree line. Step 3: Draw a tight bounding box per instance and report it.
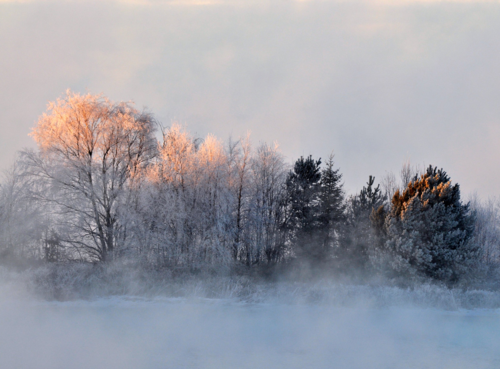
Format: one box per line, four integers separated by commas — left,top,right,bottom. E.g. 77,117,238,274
0,91,499,286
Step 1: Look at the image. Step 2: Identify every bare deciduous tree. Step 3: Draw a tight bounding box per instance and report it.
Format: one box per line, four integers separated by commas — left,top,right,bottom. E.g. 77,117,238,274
24,91,157,261
228,133,252,260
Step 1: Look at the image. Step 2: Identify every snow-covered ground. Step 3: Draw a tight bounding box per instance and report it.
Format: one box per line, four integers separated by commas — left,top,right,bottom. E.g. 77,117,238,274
0,295,499,369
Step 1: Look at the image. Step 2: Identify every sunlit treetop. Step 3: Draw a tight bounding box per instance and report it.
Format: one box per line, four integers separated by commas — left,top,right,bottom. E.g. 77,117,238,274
30,90,157,175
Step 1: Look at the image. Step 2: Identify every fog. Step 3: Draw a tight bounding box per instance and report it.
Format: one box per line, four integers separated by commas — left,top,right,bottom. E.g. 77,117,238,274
1,267,500,369
1,294,499,368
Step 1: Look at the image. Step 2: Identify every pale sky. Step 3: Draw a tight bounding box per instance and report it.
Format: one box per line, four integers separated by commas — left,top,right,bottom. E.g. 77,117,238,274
1,0,499,197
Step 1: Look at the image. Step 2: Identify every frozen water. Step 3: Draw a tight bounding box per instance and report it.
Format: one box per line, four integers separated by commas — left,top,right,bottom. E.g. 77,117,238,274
0,296,499,369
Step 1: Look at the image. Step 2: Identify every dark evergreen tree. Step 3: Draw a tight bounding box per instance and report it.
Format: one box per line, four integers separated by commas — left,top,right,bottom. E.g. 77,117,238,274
339,176,386,272
284,155,323,260
384,165,478,284
318,154,346,256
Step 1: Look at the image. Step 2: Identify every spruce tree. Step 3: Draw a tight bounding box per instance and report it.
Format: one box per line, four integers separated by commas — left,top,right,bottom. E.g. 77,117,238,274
318,154,346,255
340,176,386,272
284,155,323,260
384,165,478,284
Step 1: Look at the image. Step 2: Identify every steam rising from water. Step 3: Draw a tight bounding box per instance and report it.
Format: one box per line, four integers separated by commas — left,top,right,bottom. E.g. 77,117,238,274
1,269,500,369
1,297,500,369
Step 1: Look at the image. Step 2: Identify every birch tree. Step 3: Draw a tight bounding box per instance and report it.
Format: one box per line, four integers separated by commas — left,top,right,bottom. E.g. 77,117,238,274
247,142,288,264
0,162,48,260
24,91,157,261
227,134,252,261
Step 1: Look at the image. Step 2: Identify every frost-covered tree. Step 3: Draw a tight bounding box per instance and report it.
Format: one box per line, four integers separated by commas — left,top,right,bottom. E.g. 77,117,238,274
340,175,386,272
246,142,288,264
195,135,234,264
227,134,252,261
384,165,478,284
284,156,323,260
0,162,48,261
132,124,235,267
380,171,398,205
10,89,492,284
380,161,421,201
127,123,197,265
317,154,345,257
470,196,500,279
23,91,157,262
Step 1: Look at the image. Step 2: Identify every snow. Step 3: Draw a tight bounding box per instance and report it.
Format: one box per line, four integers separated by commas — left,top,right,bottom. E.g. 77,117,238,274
0,296,499,369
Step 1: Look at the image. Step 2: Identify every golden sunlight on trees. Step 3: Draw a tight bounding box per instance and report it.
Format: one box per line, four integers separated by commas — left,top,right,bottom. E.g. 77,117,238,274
384,166,477,284
6,91,492,287
25,91,157,261
153,123,197,188
31,91,156,179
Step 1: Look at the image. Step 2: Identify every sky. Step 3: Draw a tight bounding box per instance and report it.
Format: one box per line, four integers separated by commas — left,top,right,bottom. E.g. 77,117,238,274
0,0,499,197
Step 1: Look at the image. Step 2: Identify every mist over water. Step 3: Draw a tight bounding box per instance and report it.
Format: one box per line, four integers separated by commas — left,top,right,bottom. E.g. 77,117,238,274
1,297,499,369
1,268,500,369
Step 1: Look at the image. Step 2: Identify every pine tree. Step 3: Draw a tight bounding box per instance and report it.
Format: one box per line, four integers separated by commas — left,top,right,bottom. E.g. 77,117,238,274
284,155,322,260
384,165,478,284
318,154,346,256
339,176,386,272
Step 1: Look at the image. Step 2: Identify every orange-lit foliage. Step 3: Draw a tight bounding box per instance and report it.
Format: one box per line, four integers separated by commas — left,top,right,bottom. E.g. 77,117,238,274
151,124,229,188
385,166,477,283
31,90,156,179
152,123,197,188
198,134,227,176
391,169,458,220
29,90,156,261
